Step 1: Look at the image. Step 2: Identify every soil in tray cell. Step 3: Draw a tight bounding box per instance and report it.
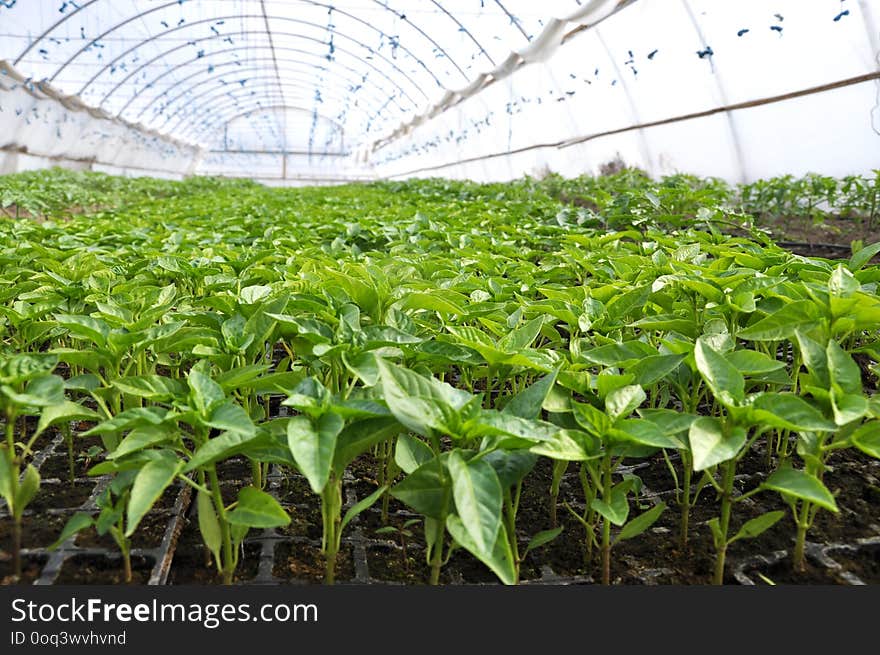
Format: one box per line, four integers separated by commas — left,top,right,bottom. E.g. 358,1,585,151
0,513,71,551
278,505,323,540
739,557,845,585
39,453,102,481
366,543,429,584
825,543,880,584
74,512,170,550
29,480,96,512
272,541,355,583
167,518,262,584
55,554,154,585
0,555,48,585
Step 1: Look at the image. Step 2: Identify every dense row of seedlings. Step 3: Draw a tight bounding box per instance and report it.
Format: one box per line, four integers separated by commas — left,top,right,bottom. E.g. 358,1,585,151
0,173,878,585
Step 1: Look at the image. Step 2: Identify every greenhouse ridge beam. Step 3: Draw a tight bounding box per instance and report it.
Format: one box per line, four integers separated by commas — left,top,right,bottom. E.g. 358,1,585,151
260,0,286,153
53,3,449,93
136,63,393,130
190,95,348,142
109,35,418,116
386,71,880,178
130,60,398,127
158,77,355,133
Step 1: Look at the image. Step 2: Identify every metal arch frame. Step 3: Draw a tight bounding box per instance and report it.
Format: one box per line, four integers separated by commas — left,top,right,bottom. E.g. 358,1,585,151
47,1,458,91
160,78,368,134
159,75,362,133
83,19,429,106
115,40,418,115
190,95,351,144
493,0,531,41
137,63,394,127
359,0,470,81
210,104,348,152
13,0,502,86
186,96,382,146
427,0,495,68
189,88,392,142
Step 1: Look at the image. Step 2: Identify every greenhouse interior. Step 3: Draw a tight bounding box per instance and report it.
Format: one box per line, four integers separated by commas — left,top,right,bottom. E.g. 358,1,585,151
0,0,878,588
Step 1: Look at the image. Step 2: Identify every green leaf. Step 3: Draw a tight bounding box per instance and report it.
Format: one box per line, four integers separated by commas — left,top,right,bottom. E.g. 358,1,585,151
0,448,13,505
342,350,380,386
749,393,837,432
446,516,517,585
529,429,596,461
729,511,785,544
737,300,819,341
628,354,686,387
727,350,786,375
831,392,869,426
340,485,388,532
689,417,747,471
334,417,399,470
605,385,646,421
286,413,343,494
616,502,666,542
125,455,182,536
795,331,829,387
498,316,544,352
53,313,109,347
13,464,40,518
448,451,503,555
483,449,538,489
827,340,862,395
829,265,859,297
523,526,564,557
590,485,629,526
49,512,94,551
110,426,173,460
378,359,472,436
762,468,838,513
197,489,222,565
394,433,434,475
613,419,681,449
851,421,880,459
111,376,185,400
502,368,559,419
390,457,451,519
206,402,256,436
35,400,99,438
227,487,290,528
187,370,226,416
849,241,880,271
694,338,744,407
397,292,465,316
185,429,262,472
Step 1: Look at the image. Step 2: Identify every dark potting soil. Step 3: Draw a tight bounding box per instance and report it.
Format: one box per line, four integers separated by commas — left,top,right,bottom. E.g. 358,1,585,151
366,543,430,584
0,513,70,551
55,554,153,585
739,557,844,585
0,555,47,585
278,506,323,541
29,480,96,512
825,543,880,584
39,453,102,481
167,543,262,585
74,511,170,550
272,541,355,583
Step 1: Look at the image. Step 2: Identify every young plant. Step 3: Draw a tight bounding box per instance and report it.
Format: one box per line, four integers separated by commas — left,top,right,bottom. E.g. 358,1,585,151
283,377,399,584
0,354,64,579
50,470,140,582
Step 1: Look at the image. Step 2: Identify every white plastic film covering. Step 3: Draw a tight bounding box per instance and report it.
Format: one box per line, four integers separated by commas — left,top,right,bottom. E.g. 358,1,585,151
0,1,878,182
373,0,880,183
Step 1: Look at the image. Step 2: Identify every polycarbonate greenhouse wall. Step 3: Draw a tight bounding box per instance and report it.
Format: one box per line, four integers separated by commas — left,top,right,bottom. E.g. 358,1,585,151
0,0,878,184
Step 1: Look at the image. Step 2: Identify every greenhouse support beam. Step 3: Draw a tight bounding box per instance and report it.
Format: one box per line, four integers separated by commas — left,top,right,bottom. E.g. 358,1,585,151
384,71,880,178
